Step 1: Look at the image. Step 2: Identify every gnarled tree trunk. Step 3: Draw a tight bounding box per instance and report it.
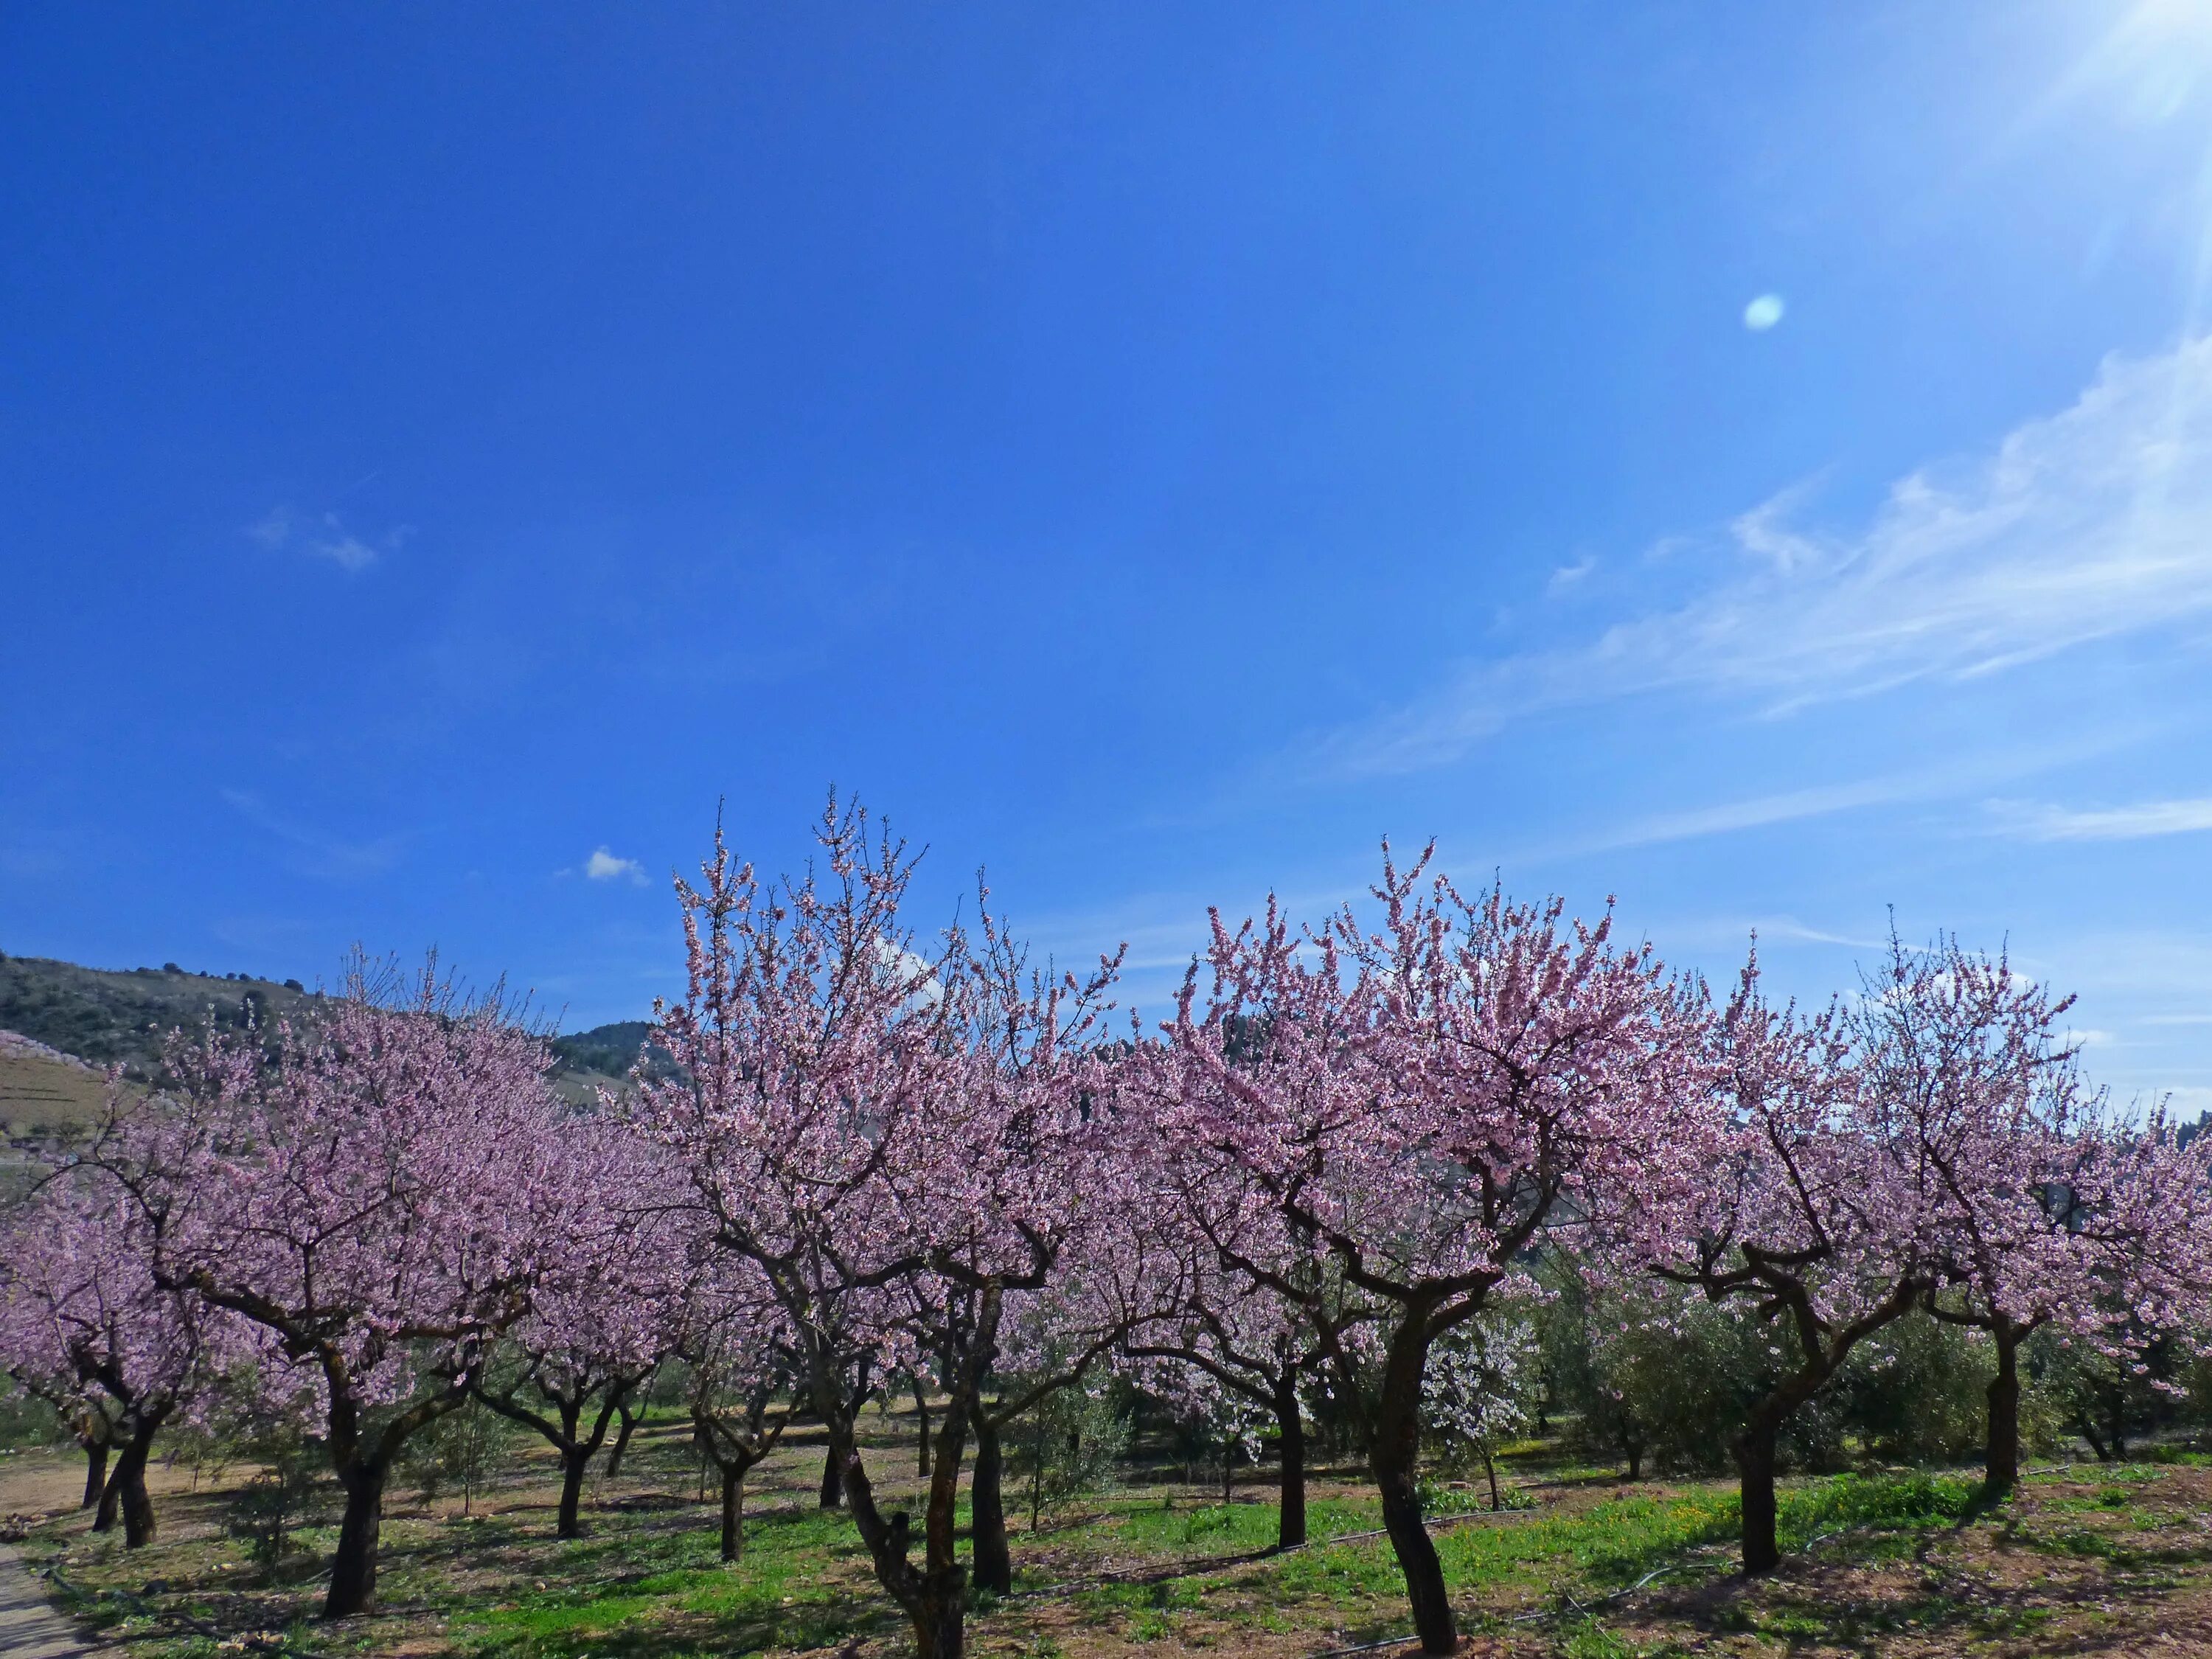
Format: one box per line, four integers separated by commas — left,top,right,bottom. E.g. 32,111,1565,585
1733,1420,1781,1576
605,1401,642,1479
1985,1326,2022,1497
557,1445,594,1540
111,1414,167,1548
1273,1371,1307,1550
1370,1322,1455,1655
720,1465,747,1562
326,1460,387,1618
80,1441,110,1511
970,1416,1012,1595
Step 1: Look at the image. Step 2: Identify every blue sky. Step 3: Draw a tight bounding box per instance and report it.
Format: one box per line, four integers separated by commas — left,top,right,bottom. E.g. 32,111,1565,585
7,3,2212,1107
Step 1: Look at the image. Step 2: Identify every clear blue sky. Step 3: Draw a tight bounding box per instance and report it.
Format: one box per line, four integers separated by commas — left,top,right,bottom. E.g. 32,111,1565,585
7,3,2212,1108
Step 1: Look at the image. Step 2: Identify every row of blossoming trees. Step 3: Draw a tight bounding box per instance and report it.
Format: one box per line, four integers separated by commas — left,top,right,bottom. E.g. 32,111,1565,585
4,797,2210,1659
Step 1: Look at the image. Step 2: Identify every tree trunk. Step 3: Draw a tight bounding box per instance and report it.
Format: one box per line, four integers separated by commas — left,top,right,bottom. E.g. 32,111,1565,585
557,1445,591,1540
1371,1325,1455,1656
325,1462,387,1619
720,1466,745,1563
818,1444,844,1509
1481,1443,1501,1514
112,1431,159,1548
1733,1421,1780,1577
970,1416,1012,1595
1625,1442,1643,1483
80,1442,110,1511
92,1461,122,1532
1273,1374,1307,1551
907,1573,967,1659
1984,1329,2021,1497
915,1380,932,1479
605,1405,640,1479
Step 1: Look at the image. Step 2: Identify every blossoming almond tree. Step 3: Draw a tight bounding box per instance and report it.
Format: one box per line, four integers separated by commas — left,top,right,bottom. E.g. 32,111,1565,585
633,799,1121,1659
473,1130,687,1539
1159,847,1708,1655
669,1256,798,1562
1849,936,2146,1496
1117,1200,1365,1550
0,1172,226,1546
80,959,585,1618
1635,959,1942,1575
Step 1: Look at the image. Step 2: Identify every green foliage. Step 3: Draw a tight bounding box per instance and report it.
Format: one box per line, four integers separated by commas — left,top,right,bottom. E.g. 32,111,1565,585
0,1375,63,1452
1831,1313,1998,1465
2031,1324,2187,1460
1009,1380,1129,1523
223,1413,324,1568
397,1397,518,1511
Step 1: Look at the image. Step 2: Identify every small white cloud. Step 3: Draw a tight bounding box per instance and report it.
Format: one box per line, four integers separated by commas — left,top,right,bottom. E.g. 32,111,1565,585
307,513,380,572
251,506,397,573
1743,293,1786,331
1989,796,2212,841
584,847,647,885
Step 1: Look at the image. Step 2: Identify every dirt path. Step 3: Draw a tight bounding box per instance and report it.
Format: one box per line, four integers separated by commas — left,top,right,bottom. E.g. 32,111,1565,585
0,1543,102,1658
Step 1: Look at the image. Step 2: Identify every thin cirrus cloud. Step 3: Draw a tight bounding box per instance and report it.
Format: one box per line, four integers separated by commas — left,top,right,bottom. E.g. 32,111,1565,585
248,506,406,573
1300,335,2212,781
218,788,403,880
1988,796,2212,841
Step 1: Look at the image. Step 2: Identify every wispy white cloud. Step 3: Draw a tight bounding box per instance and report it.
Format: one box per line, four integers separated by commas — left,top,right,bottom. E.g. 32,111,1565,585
1546,555,1596,596
1988,796,2212,841
583,847,647,886
219,789,403,880
248,505,406,573
1573,775,1927,855
1304,337,2212,779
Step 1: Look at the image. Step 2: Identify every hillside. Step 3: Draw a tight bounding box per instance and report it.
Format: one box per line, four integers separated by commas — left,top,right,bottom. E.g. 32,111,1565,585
0,951,652,1107
0,1032,109,1139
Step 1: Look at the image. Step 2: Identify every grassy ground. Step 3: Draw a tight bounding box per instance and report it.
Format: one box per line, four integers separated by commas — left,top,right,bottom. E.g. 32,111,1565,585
8,1408,2212,1658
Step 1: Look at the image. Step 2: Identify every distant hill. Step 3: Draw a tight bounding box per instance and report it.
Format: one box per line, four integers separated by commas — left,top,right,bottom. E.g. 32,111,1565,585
0,951,653,1110
0,953,313,1076
0,1032,110,1139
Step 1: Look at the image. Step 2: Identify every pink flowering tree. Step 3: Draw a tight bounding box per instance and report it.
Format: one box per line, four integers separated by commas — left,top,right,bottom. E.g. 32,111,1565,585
1158,849,1706,1655
961,1202,1177,1594
1852,936,2119,1495
630,799,1119,1659
1630,959,1944,1575
668,1254,799,1562
1118,1197,1368,1550
1854,933,2212,1494
473,1127,686,1538
78,960,584,1618
0,1171,226,1545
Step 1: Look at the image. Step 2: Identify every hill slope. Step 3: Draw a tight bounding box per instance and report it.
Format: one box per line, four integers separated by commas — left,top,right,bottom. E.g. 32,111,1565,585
0,952,651,1105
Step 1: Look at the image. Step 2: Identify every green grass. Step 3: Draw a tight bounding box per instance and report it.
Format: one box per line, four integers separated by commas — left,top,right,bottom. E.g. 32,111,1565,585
13,1438,2210,1659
